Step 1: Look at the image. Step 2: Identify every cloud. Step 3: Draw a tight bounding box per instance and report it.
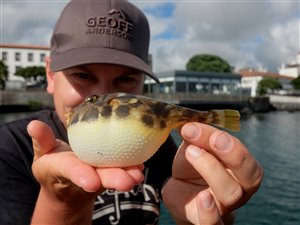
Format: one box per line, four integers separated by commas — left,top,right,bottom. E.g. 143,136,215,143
256,17,300,71
1,1,66,45
1,0,299,74
148,1,299,73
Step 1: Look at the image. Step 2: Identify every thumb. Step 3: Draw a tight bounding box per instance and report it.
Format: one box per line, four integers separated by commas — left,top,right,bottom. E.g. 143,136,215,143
196,190,223,225
172,141,199,180
27,120,58,159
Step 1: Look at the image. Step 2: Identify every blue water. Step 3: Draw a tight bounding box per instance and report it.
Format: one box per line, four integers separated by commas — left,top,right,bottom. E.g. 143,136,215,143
160,111,300,225
233,111,300,225
1,111,299,225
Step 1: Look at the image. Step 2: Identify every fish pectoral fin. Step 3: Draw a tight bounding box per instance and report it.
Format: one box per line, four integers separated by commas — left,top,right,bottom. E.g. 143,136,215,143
64,111,73,126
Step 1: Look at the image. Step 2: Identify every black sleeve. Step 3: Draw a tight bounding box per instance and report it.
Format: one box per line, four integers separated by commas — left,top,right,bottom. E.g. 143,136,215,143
0,110,66,225
0,120,40,225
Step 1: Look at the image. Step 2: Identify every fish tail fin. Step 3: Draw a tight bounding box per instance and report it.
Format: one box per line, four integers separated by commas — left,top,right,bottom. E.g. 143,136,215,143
208,110,241,132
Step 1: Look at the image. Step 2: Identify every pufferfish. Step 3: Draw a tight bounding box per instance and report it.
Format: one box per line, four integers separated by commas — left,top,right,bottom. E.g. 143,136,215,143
65,93,240,167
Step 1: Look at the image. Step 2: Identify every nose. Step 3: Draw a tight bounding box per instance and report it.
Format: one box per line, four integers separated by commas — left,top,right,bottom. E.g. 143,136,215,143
89,81,116,96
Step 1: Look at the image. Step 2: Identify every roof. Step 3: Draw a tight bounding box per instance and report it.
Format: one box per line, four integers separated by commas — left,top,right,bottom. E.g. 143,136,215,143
157,70,241,79
238,68,294,80
0,43,50,51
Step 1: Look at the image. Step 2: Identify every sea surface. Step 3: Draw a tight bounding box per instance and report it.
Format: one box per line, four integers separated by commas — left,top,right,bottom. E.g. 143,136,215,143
0,111,299,225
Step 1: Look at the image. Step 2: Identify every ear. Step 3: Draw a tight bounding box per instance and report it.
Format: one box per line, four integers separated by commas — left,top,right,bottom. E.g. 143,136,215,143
45,57,55,94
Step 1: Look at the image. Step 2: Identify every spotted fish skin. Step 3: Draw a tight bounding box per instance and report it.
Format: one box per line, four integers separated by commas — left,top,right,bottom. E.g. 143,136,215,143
66,93,240,167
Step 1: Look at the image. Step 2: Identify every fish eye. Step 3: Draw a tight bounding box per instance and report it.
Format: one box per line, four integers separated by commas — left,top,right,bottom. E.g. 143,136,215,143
86,95,98,103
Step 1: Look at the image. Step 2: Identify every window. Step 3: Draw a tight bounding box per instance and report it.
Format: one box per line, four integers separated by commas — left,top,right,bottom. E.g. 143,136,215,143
28,53,34,62
1,52,8,61
201,83,210,93
15,66,22,74
176,82,187,92
15,52,21,61
188,82,198,93
40,53,45,62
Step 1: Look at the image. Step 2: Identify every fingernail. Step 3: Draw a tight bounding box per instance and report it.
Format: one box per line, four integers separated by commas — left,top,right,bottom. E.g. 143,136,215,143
215,132,232,151
183,123,200,139
200,191,214,209
187,146,204,158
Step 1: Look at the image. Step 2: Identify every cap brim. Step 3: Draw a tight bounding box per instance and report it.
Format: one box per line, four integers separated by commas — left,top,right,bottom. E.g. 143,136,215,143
50,47,159,83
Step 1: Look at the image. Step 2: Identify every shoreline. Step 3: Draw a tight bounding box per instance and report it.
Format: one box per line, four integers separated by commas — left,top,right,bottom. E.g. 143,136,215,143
0,104,53,113
1,90,299,113
1,102,298,115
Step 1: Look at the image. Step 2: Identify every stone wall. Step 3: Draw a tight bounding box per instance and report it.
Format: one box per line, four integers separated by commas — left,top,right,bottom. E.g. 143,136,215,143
269,94,300,110
0,90,53,108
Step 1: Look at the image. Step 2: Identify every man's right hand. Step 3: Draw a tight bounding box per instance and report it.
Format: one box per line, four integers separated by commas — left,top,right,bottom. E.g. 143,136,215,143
27,120,144,225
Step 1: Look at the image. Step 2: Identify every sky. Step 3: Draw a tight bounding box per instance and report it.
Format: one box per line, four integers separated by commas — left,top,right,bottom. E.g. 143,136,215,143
1,0,299,73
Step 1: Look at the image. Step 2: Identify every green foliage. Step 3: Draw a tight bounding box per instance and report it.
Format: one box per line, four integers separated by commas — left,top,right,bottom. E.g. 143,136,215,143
28,100,43,110
291,75,300,90
0,60,9,90
257,77,282,96
186,54,232,73
15,66,46,80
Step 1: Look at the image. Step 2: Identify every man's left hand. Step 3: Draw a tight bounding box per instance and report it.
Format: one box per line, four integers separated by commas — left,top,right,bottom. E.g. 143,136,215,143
162,122,263,225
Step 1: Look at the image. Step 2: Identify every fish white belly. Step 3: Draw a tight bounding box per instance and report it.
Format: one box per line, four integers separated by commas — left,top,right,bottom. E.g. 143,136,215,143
67,119,170,167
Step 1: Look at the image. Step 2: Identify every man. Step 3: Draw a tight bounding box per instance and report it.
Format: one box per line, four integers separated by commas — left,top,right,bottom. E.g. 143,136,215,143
0,0,263,224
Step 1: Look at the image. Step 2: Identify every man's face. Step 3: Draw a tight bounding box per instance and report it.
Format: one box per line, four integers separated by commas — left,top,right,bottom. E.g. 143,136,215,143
46,60,145,127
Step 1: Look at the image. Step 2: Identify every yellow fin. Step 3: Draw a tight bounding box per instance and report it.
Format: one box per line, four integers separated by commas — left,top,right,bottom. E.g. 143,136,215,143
209,110,241,131
64,111,73,126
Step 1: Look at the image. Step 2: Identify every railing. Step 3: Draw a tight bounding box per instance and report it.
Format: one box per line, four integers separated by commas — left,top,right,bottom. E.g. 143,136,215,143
144,92,249,104
0,90,249,108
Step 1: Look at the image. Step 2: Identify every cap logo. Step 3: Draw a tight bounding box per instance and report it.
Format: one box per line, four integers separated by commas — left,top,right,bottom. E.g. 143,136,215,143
86,9,133,41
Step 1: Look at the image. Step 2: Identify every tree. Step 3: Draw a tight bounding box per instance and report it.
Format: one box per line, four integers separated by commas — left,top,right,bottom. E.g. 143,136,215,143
257,77,282,96
291,75,300,90
15,66,46,81
186,54,232,73
0,60,9,90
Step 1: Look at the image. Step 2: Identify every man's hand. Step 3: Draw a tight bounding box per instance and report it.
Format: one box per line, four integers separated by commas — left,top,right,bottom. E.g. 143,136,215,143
27,120,144,224
162,122,263,225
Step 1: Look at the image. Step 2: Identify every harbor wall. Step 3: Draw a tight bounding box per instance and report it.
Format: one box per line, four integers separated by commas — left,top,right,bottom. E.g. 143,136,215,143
1,90,299,113
0,90,53,112
269,94,300,111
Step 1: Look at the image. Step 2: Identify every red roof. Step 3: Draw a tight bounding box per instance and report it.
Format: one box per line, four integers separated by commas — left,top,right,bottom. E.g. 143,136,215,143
238,68,294,80
0,43,50,50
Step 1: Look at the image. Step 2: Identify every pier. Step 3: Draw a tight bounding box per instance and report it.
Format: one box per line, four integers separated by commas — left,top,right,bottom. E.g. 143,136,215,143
1,90,299,113
145,92,249,110
0,90,248,112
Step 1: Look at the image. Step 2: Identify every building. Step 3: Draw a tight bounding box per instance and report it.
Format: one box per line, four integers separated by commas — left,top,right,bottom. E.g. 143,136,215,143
0,44,50,89
278,51,300,78
145,70,242,95
143,70,245,107
239,68,294,97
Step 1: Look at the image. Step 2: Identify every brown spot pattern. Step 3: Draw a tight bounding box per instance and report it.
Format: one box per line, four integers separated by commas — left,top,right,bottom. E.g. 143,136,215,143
80,107,99,122
115,105,130,119
160,120,167,129
150,102,169,118
141,114,154,128
100,105,113,118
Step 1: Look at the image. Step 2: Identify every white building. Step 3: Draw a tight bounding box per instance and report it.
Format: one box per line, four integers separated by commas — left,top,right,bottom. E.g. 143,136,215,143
0,44,50,89
239,68,294,97
278,51,300,78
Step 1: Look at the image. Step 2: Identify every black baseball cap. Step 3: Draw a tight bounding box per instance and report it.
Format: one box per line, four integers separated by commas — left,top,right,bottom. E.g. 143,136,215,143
50,0,159,83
